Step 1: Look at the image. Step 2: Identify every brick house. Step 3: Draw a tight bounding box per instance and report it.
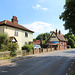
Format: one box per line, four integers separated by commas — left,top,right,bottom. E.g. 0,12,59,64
33,40,44,45
46,29,67,50
0,16,34,49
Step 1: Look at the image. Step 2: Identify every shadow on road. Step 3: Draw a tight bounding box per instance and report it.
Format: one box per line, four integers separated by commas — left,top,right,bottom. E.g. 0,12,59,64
0,54,73,75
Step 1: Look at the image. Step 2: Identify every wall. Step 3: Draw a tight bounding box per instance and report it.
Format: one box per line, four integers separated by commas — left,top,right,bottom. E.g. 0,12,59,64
0,26,4,33
3,26,33,50
50,33,59,42
22,31,33,46
58,41,67,50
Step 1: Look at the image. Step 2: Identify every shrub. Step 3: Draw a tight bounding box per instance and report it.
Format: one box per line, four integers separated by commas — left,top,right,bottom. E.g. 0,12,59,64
22,45,34,52
8,43,18,57
67,45,71,48
42,43,48,48
0,44,8,51
0,33,9,51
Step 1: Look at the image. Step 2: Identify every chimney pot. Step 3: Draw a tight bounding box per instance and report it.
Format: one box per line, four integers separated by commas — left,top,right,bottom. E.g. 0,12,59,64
59,30,61,34
56,29,57,35
11,16,18,24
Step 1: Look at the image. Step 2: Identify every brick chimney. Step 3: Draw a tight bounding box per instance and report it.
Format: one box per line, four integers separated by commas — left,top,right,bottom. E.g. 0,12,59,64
56,29,57,35
59,30,61,35
11,16,18,24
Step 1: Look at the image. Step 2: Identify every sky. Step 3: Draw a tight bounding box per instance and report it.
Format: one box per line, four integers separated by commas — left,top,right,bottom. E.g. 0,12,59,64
0,0,69,38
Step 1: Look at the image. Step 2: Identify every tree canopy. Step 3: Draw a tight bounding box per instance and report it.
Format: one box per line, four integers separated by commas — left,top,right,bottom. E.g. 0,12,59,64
64,33,75,48
36,33,50,40
60,0,75,34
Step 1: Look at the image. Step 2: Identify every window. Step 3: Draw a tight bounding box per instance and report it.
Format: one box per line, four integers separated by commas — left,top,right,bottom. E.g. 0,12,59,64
14,30,18,36
52,36,56,38
25,42,27,45
25,32,28,37
61,42,63,44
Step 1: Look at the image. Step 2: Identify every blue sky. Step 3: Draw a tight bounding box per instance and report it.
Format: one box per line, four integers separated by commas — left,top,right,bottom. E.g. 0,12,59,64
0,0,68,38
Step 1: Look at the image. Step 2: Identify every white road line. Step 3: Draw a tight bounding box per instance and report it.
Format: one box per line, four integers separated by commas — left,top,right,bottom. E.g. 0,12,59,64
18,57,64,75
68,67,71,71
65,73,68,75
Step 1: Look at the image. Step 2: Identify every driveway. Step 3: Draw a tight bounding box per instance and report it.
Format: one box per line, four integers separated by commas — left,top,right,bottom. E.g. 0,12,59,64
0,49,75,75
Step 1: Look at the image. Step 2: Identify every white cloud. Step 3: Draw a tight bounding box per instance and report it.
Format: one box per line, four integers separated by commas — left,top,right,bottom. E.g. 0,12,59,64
41,8,48,10
32,4,48,11
32,4,41,10
23,21,54,38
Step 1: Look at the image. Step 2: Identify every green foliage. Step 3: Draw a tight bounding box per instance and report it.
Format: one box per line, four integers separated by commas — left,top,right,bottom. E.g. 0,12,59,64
68,38,75,48
36,33,50,47
0,33,9,51
64,33,75,48
67,45,71,48
0,44,8,51
22,45,34,52
42,44,48,48
60,0,75,34
36,33,50,40
8,43,18,57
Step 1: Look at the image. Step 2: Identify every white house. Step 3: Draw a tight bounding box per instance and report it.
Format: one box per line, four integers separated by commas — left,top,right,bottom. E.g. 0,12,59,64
0,16,34,49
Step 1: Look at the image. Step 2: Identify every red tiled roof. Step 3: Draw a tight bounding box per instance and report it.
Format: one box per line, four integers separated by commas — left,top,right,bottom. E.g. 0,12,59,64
57,33,66,41
33,40,44,45
0,20,34,33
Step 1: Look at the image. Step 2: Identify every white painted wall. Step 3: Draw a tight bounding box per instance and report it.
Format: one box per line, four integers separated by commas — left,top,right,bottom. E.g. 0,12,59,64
2,26,33,50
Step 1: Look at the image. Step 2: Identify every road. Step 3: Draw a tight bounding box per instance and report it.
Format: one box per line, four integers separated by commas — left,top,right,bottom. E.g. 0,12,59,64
0,49,75,75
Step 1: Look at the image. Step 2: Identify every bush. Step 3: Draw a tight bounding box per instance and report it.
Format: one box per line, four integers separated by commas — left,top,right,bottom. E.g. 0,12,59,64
0,33,9,51
68,38,75,48
67,45,71,48
8,43,18,57
0,44,8,51
22,45,34,52
42,43,48,48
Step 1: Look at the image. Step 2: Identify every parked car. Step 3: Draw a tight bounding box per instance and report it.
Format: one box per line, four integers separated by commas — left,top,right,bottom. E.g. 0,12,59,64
33,45,41,49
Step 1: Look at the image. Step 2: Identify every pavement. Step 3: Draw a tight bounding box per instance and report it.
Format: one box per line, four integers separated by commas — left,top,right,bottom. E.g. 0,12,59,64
0,55,36,66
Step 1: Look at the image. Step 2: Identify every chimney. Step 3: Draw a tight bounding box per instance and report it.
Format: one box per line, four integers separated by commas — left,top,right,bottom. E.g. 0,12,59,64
11,16,18,24
59,30,61,35
56,29,57,35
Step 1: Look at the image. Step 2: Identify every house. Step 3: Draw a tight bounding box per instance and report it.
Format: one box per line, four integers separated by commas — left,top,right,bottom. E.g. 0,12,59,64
33,40,44,45
0,16,34,49
46,29,67,50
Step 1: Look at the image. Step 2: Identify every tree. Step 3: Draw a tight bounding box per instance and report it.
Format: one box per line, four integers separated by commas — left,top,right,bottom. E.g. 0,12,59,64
0,33,9,51
64,33,75,48
68,38,75,48
60,0,75,34
36,33,50,40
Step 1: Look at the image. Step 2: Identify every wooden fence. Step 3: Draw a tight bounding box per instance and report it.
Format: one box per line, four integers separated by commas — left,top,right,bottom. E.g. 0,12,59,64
21,48,55,56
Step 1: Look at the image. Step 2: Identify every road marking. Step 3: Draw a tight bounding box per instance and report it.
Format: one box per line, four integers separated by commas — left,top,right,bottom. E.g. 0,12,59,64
66,73,68,75
68,67,71,71
18,57,64,75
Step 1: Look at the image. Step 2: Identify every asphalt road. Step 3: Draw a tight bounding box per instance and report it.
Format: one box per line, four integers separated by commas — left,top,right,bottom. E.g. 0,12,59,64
0,49,75,75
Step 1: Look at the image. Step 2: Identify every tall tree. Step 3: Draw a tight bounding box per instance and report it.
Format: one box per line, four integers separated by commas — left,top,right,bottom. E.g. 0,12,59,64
36,33,50,40
60,0,75,34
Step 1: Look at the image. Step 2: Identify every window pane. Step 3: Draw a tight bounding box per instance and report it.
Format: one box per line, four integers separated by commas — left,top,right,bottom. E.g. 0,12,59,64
25,32,28,37
14,30,18,36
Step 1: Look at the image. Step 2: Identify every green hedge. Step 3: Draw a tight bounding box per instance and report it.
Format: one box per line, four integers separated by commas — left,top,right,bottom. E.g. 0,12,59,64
22,45,34,52
8,43,18,57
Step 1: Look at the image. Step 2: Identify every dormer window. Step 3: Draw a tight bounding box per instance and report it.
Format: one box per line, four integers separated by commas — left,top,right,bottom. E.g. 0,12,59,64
25,32,28,37
14,30,18,36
